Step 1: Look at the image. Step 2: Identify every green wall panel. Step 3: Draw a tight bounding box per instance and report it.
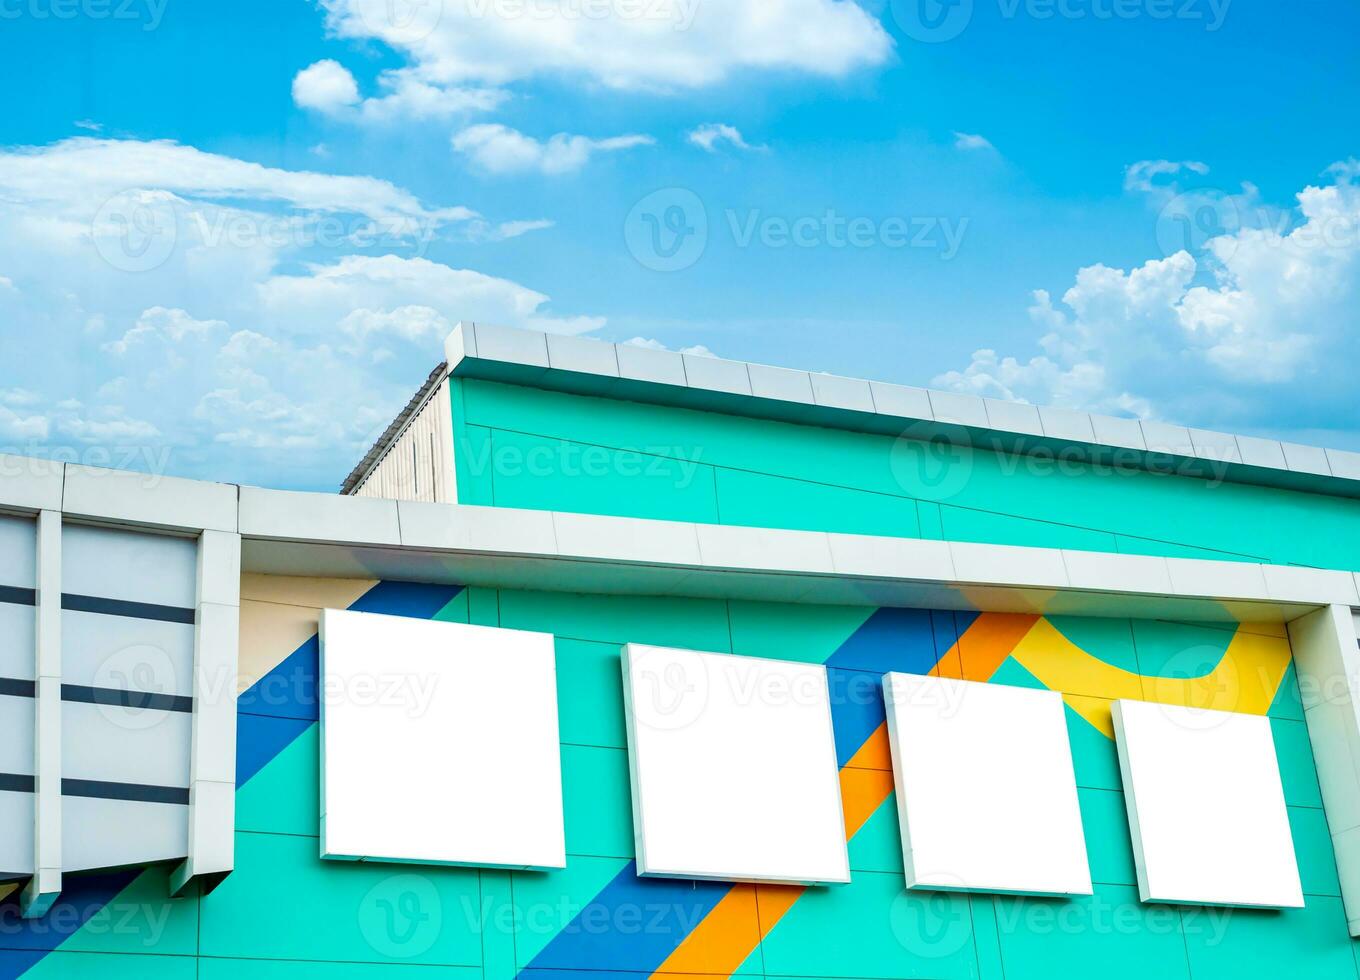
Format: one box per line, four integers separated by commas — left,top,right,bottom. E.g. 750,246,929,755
991,885,1192,980
200,832,483,966
450,379,1360,571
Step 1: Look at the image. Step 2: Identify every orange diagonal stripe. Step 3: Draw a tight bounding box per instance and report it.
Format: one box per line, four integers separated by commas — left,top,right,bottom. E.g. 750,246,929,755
653,612,1026,978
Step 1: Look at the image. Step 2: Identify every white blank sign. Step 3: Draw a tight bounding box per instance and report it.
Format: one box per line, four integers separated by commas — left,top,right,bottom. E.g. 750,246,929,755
320,609,565,870
622,644,849,884
1112,699,1303,908
883,673,1092,896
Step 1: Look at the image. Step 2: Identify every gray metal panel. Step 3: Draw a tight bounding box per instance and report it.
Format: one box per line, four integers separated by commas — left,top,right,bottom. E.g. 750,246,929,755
0,694,34,775
62,524,197,609
62,796,187,873
0,515,35,589
0,792,34,875
61,700,191,789
60,611,194,697
0,603,34,680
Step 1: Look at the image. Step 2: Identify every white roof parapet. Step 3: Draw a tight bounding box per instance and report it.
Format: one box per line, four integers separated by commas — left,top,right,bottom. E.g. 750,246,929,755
441,322,1360,499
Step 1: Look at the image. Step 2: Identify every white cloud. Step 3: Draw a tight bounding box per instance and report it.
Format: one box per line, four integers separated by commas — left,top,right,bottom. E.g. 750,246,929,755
294,61,506,124
624,336,715,357
452,124,654,175
687,123,762,153
0,137,475,230
319,0,892,93
488,218,554,240
935,161,1360,433
953,132,995,152
0,137,606,487
292,59,361,114
103,307,228,354
0,276,14,292
1124,159,1210,196
260,254,603,336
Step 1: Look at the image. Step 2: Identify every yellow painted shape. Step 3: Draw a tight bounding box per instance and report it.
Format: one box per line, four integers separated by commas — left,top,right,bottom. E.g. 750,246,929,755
0,883,15,903
1011,621,1292,738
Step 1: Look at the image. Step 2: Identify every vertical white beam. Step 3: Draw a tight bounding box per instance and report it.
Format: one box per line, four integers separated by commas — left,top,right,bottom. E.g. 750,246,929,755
1289,604,1360,936
21,511,60,918
170,529,240,897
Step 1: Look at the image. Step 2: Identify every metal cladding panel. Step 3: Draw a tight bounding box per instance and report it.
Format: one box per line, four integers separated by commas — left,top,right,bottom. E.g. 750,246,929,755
353,377,455,503
0,514,35,589
0,694,35,776
61,700,192,789
62,796,188,873
59,611,194,697
0,792,33,877
0,603,35,681
62,523,197,610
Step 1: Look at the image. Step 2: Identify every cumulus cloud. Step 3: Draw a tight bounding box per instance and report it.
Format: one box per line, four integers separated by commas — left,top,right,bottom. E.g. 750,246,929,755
624,336,715,357
687,123,762,153
0,137,605,487
1123,159,1210,196
0,137,475,230
452,124,654,175
934,161,1360,434
953,132,995,152
319,0,892,94
292,59,361,114
293,61,505,123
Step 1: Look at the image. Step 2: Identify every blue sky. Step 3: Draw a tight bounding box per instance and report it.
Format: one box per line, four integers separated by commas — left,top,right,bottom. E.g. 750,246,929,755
0,0,1356,489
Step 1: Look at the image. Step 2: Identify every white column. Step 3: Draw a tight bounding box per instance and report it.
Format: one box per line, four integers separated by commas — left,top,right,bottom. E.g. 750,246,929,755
20,511,60,918
170,529,240,897
1289,604,1360,936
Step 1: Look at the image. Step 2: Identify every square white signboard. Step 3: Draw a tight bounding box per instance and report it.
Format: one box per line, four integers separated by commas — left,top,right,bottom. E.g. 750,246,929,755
1112,698,1303,907
320,609,565,870
622,644,849,884
883,673,1092,896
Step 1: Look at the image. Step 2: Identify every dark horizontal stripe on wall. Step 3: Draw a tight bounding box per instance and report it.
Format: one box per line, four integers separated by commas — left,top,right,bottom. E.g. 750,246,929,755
0,585,35,607
62,778,189,806
62,593,195,625
61,685,193,713
0,678,36,699
0,774,35,794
